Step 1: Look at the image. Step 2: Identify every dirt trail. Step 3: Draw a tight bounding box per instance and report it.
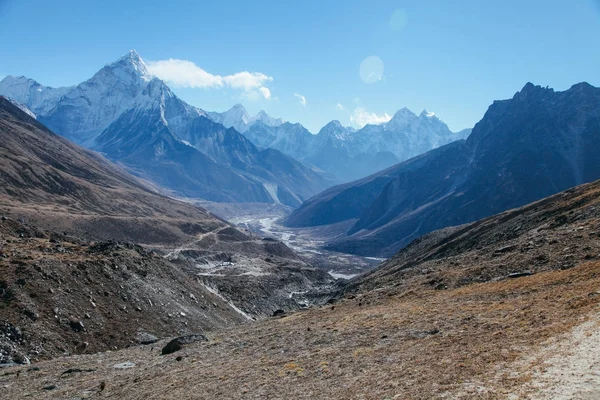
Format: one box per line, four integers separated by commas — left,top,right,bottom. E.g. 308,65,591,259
524,313,600,399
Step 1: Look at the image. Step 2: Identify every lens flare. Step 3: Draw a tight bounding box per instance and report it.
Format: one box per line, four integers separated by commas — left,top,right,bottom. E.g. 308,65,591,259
359,56,384,84
389,9,408,31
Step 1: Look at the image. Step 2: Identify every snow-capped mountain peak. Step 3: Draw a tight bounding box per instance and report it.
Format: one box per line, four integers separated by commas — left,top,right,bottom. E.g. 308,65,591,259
100,49,153,86
217,103,251,130
251,109,284,127
318,120,351,142
324,120,343,129
384,107,418,131
420,109,436,118
207,104,284,132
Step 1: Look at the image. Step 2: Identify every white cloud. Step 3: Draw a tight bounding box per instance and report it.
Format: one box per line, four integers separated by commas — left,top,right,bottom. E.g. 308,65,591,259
259,87,271,99
223,71,272,91
147,58,273,100
350,107,392,127
294,93,307,107
336,103,345,111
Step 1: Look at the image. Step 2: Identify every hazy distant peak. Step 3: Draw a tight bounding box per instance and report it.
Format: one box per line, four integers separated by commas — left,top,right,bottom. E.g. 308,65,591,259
419,109,437,118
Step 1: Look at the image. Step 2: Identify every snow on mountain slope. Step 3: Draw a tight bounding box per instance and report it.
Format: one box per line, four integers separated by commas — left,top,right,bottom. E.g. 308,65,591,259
207,104,284,133
0,51,332,207
0,76,72,114
37,50,168,144
5,97,37,119
242,109,471,182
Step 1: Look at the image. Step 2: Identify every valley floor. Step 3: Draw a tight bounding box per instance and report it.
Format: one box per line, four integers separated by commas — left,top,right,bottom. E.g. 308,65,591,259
196,201,383,277
3,261,600,399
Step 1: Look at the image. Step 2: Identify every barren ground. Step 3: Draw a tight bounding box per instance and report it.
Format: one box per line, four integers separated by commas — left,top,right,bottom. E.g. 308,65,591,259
2,260,600,399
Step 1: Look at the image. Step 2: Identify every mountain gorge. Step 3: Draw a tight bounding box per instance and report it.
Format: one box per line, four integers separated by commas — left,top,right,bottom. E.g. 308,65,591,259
0,97,335,363
0,51,332,207
285,82,600,257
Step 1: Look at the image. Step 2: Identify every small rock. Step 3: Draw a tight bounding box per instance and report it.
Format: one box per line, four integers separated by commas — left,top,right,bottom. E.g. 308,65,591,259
23,308,38,321
507,271,534,279
161,334,208,355
112,361,135,369
272,309,286,317
62,367,95,375
12,352,30,365
84,312,91,319
42,385,56,391
136,332,159,345
69,320,85,332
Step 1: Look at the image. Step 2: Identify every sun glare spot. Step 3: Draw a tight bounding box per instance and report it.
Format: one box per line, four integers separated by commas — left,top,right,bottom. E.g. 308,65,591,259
389,8,408,31
359,56,384,84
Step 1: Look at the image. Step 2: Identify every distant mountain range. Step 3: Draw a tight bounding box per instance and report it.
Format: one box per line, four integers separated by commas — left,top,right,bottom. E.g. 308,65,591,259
284,82,600,257
207,104,285,133
213,104,471,182
0,51,332,207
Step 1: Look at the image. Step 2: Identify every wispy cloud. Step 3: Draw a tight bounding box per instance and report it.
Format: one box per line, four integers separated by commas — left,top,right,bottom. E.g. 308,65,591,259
336,103,345,111
294,93,307,107
350,107,392,127
147,58,273,99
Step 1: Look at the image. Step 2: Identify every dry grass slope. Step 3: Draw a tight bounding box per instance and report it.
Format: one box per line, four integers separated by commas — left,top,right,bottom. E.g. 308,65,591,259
1,260,599,398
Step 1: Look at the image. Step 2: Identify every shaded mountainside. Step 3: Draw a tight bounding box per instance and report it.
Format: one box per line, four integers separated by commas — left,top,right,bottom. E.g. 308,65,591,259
0,51,333,208
346,178,600,294
285,82,600,257
95,99,274,204
0,95,224,246
4,179,600,398
174,115,333,204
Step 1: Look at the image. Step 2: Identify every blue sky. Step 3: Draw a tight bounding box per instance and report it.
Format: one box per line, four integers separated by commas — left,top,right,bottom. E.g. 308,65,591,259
1,0,599,132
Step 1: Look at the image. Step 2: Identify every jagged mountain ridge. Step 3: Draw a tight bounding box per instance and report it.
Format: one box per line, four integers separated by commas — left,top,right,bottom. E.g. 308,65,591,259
239,106,470,182
0,51,331,207
284,82,600,257
207,104,284,133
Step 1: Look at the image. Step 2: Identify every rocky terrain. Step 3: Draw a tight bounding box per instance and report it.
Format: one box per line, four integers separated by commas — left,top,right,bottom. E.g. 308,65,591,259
0,97,337,366
195,200,381,277
2,173,600,398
